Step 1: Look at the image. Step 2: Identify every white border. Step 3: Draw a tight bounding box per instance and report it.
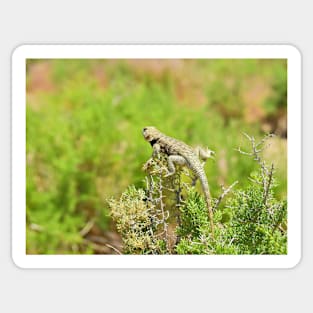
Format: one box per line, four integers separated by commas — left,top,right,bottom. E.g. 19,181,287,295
12,45,301,269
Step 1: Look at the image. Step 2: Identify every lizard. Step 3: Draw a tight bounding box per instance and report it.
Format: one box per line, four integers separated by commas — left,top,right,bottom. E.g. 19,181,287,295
142,126,215,237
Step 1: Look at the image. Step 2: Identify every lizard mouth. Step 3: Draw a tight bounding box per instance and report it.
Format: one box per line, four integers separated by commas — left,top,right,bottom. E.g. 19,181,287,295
142,127,149,139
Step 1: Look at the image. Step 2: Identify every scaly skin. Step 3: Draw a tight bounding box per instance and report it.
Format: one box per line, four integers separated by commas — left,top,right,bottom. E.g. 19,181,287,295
142,126,215,237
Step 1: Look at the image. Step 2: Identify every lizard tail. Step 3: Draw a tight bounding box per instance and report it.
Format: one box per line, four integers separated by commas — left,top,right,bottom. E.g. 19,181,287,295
199,178,215,238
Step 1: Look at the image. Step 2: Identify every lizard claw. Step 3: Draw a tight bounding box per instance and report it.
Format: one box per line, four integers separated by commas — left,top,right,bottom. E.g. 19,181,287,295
164,171,174,178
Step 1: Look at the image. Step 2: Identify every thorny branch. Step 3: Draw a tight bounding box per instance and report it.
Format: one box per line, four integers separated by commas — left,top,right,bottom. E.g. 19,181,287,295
213,181,239,211
158,174,170,252
236,133,276,209
263,163,274,207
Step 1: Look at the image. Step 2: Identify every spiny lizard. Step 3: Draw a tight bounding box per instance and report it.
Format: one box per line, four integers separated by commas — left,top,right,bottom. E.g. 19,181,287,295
142,126,215,236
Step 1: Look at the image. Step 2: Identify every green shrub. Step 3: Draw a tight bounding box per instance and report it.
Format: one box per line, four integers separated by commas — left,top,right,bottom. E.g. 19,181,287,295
108,134,287,255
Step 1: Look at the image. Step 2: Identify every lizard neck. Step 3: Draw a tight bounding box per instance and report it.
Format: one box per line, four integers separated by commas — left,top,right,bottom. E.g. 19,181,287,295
149,139,158,146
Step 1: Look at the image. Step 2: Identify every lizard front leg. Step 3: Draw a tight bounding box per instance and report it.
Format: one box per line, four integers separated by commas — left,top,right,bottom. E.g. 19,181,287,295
164,155,186,177
152,143,161,158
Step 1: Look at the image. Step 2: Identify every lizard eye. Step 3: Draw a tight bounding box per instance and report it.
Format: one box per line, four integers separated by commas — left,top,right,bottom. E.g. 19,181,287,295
143,127,147,132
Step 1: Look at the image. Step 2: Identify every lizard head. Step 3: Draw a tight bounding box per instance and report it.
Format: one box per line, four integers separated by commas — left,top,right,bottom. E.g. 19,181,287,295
142,126,162,142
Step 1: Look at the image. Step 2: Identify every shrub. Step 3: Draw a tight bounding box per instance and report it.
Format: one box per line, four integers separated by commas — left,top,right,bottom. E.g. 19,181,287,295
108,134,287,255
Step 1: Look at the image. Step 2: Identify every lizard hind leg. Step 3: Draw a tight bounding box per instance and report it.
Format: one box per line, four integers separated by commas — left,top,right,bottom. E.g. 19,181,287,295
164,155,186,177
195,146,215,165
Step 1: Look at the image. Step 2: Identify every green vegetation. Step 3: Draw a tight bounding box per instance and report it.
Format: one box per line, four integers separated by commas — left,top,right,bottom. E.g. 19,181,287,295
26,59,287,254
109,134,287,254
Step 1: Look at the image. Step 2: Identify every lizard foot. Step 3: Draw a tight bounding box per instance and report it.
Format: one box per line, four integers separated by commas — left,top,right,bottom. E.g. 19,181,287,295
164,171,175,178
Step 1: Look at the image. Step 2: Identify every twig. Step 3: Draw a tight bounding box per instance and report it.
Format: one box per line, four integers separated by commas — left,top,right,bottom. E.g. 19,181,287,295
104,243,122,255
237,133,276,191
278,225,286,233
83,239,111,254
158,174,170,252
263,163,274,207
213,181,238,211
79,219,95,237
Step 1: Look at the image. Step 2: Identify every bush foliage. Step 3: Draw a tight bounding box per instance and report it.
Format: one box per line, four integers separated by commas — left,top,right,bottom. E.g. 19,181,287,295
108,135,287,254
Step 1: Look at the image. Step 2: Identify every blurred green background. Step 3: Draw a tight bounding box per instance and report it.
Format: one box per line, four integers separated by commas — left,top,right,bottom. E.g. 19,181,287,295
26,58,287,254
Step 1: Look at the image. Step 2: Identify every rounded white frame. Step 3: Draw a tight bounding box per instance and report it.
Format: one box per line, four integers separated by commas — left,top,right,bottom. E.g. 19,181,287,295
12,44,301,268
